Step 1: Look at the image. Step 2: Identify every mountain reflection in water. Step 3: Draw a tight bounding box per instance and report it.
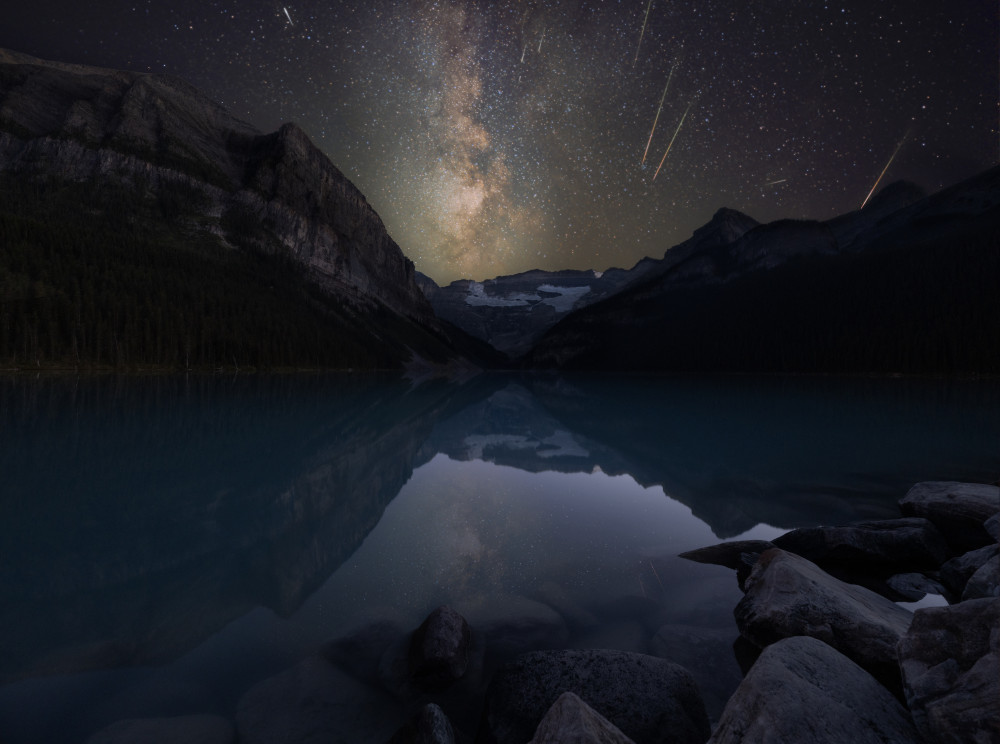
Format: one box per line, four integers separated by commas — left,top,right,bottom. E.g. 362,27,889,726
1,373,998,742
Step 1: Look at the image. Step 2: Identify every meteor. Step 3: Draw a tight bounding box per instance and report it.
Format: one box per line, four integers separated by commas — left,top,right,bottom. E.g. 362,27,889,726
766,178,787,186
282,6,294,26
641,61,678,164
633,0,654,68
653,101,692,181
521,42,527,63
538,26,546,53
861,131,909,209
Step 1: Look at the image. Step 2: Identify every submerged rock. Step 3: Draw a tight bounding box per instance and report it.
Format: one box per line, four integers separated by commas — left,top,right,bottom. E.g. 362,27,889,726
86,714,235,744
236,656,402,744
409,606,472,689
734,548,913,686
528,692,636,744
899,481,999,553
478,649,709,744
707,636,920,744
386,703,456,744
897,597,1000,744
771,517,949,571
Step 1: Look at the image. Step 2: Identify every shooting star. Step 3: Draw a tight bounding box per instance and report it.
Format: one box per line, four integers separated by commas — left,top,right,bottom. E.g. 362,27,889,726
521,41,527,63
641,61,679,164
653,101,692,181
861,131,909,209
766,178,787,186
538,26,546,53
282,6,294,26
633,0,654,68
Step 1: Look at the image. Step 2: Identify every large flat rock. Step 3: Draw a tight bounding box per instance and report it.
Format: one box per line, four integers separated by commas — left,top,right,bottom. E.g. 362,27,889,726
898,597,1000,744
708,636,920,744
899,481,999,552
734,548,913,684
477,649,709,744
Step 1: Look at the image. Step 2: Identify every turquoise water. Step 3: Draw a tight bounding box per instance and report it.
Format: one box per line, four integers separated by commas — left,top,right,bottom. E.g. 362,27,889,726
1,373,998,741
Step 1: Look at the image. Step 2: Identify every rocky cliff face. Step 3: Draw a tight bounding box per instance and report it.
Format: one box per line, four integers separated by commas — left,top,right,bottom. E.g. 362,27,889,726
0,48,433,325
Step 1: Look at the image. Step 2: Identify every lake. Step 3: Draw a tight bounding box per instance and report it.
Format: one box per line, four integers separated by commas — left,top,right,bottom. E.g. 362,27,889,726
1,372,998,742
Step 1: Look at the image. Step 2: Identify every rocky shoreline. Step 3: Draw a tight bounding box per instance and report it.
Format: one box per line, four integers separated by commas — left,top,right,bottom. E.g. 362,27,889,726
86,481,999,744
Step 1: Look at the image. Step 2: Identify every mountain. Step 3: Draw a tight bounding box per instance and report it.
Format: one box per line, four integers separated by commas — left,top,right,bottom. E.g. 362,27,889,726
525,166,1000,375
0,48,478,371
416,260,658,359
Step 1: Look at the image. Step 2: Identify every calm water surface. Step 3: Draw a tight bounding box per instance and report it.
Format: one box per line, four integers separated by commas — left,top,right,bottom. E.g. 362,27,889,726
1,373,998,742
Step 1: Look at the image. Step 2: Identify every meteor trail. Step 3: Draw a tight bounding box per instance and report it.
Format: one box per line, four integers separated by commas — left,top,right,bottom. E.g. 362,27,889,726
861,131,909,209
653,101,692,181
538,26,546,53
641,61,678,164
521,42,527,63
282,6,294,26
766,178,787,186
633,0,654,68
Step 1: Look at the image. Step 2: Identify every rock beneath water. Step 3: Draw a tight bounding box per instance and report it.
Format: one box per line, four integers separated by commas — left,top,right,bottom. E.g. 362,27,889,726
236,656,402,744
899,481,999,553
940,544,999,596
461,594,569,659
322,618,406,685
734,548,913,685
962,554,1000,600
649,624,744,723
386,703,456,744
678,540,775,588
528,692,636,744
707,636,920,744
478,649,709,744
577,620,649,655
409,606,472,689
86,715,235,744
771,517,949,571
897,597,1000,744
886,572,949,603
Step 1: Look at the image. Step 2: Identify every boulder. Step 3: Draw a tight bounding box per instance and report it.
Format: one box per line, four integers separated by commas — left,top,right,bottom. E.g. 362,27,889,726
897,597,1000,744
528,692,636,744
409,606,472,689
734,548,913,685
86,715,234,744
885,572,949,603
940,544,999,596
386,703,456,744
962,554,1000,600
985,513,1000,542
678,540,775,588
477,649,709,744
771,518,949,571
649,624,744,723
236,656,402,744
707,636,920,744
899,481,999,552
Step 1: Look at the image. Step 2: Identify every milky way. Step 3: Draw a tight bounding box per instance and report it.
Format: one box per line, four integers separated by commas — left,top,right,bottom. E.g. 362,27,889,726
3,0,996,282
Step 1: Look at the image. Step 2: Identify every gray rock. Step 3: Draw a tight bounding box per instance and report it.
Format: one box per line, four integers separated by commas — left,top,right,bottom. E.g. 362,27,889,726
236,656,402,744
986,513,1000,542
899,481,999,553
86,714,234,744
409,606,472,689
477,649,709,744
386,703,456,744
771,517,949,571
897,597,1000,744
678,540,775,588
940,544,999,596
649,624,744,723
734,548,913,685
707,636,920,744
528,692,636,744
322,618,406,685
886,572,949,602
962,554,1000,600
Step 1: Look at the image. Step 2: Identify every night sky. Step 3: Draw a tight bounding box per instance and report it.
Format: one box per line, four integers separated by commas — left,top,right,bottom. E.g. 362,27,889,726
2,1,996,283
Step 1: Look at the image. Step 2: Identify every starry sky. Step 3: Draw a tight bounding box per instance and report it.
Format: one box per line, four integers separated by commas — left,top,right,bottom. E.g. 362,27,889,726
2,1,997,283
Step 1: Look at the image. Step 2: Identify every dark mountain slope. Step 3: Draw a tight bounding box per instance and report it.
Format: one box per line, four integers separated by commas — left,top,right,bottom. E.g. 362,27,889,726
526,166,1000,375
0,48,476,371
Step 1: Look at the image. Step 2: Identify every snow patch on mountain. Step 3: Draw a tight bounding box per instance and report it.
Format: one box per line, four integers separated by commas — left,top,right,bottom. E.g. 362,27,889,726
537,285,591,312
465,282,540,307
